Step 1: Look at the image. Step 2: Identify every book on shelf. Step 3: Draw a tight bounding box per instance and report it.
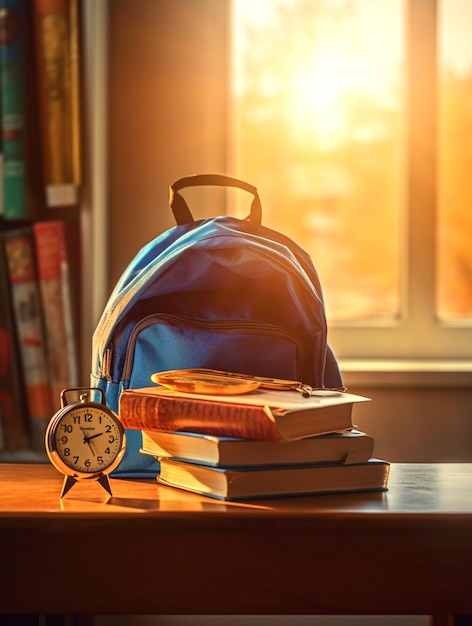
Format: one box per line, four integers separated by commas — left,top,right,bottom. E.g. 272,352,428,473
119,385,370,442
3,226,52,451
140,429,375,468
33,0,81,207
0,231,30,450
0,0,27,220
24,0,48,218
0,67,3,219
157,457,390,501
33,219,79,410
0,403,4,449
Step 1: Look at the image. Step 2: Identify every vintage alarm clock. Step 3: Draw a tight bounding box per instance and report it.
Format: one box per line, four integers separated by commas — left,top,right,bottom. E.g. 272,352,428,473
45,388,126,498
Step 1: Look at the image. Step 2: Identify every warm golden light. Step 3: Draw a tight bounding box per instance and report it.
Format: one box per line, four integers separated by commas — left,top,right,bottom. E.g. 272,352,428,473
231,0,403,320
232,0,472,321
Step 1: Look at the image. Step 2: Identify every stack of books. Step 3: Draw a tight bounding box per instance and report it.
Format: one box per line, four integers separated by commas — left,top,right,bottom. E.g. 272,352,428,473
118,372,390,501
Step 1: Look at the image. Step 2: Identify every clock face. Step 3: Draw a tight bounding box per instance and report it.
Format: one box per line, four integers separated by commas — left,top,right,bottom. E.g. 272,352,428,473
47,403,125,477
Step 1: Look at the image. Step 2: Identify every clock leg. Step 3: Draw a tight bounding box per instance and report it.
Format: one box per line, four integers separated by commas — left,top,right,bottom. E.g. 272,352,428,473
98,474,113,497
60,476,78,498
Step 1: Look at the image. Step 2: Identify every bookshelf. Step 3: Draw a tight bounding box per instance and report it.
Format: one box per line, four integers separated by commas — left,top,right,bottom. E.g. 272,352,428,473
0,0,107,460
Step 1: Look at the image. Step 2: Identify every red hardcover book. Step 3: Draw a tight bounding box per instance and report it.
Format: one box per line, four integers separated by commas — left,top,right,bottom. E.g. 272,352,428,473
33,219,79,410
119,386,370,442
3,227,52,450
0,232,30,450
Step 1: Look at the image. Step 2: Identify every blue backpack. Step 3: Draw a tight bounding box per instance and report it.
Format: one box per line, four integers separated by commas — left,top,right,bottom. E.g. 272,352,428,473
91,174,342,476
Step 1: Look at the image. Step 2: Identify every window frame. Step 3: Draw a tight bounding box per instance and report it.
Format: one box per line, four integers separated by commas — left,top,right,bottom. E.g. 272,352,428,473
229,0,472,366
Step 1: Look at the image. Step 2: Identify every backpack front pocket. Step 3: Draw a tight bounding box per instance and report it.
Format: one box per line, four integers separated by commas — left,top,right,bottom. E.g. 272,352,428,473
121,313,306,390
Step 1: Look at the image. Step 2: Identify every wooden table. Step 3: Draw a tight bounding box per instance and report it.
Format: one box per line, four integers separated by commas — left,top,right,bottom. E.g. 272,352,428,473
0,463,471,626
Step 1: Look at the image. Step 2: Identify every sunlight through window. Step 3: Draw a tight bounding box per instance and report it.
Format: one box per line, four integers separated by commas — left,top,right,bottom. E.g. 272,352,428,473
230,0,404,322
231,0,472,329
438,0,472,320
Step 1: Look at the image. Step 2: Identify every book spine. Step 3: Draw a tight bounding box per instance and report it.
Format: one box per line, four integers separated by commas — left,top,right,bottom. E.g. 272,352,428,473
0,71,3,218
68,0,80,187
3,227,52,450
119,393,281,441
33,219,79,410
0,232,30,450
23,0,48,218
0,401,4,449
0,0,27,220
33,0,80,207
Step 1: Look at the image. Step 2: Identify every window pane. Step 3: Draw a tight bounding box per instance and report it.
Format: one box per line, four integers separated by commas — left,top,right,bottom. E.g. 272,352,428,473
438,0,472,320
231,0,404,321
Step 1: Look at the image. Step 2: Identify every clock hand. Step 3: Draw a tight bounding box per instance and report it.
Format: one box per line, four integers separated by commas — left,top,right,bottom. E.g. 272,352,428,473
87,433,104,458
80,428,97,457
87,431,104,442
80,428,104,442
85,438,96,457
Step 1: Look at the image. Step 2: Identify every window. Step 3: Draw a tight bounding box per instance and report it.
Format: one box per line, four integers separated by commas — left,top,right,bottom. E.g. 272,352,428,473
230,0,472,363
438,0,472,320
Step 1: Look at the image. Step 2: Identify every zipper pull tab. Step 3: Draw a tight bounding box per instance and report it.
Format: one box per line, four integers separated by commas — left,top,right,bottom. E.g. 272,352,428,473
295,383,347,397
294,383,313,398
103,348,113,381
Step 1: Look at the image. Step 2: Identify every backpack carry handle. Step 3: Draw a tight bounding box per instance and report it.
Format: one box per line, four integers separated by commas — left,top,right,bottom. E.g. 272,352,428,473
169,174,263,225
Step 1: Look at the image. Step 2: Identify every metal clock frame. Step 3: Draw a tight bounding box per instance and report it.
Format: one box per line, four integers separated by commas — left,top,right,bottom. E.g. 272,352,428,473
45,387,126,498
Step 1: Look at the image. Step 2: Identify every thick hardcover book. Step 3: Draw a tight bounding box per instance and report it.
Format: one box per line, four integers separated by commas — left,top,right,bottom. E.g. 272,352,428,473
119,386,370,442
33,0,81,207
3,226,52,450
157,457,390,501
33,219,79,410
0,232,30,450
140,429,375,467
0,0,27,220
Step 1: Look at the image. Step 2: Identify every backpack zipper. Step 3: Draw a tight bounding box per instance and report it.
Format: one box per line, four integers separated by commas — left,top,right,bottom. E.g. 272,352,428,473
116,313,306,383
95,229,325,363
